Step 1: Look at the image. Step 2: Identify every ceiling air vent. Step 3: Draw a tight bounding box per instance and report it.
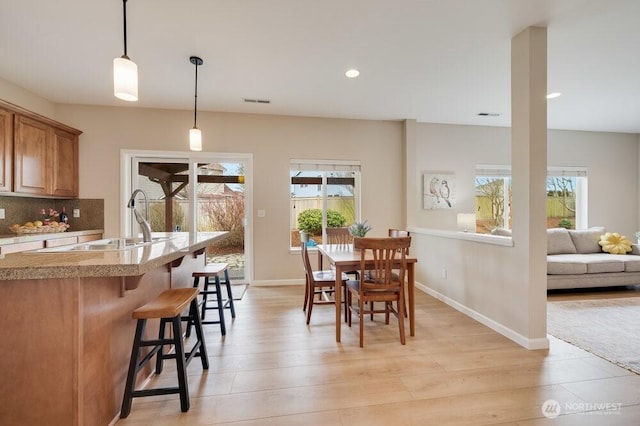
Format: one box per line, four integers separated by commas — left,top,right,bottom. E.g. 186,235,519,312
243,98,271,104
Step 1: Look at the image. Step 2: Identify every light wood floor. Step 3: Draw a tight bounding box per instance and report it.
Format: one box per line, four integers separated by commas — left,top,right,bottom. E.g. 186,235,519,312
116,285,640,425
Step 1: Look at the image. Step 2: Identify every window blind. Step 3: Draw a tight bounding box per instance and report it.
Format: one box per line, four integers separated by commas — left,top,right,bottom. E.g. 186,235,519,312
476,165,587,178
290,159,361,172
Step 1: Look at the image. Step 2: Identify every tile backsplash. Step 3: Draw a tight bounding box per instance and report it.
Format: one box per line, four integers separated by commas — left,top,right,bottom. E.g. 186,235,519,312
0,196,104,233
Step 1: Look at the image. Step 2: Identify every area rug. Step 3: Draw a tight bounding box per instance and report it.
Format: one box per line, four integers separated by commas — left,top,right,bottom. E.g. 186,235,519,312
547,297,640,374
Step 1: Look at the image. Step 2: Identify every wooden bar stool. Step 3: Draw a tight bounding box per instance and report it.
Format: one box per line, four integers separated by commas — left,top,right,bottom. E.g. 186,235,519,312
120,288,209,418
189,263,236,336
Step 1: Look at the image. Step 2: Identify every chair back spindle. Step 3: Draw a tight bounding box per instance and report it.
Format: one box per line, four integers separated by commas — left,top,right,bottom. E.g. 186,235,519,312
326,227,352,248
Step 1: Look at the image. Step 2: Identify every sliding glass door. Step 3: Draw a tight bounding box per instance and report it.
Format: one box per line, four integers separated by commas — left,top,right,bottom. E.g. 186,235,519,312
123,151,252,283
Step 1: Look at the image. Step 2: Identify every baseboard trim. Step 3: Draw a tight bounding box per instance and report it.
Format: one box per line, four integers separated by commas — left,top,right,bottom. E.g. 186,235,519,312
252,279,304,287
415,282,549,350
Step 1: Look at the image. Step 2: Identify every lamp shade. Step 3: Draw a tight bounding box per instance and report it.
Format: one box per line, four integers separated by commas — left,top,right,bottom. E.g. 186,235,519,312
189,127,202,151
457,213,476,232
113,56,138,101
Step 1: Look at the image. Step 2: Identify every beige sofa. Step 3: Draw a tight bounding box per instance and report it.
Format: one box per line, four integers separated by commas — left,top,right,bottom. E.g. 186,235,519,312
547,227,640,290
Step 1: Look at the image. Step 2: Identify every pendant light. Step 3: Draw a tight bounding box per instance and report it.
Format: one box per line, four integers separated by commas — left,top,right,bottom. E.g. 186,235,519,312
113,0,138,101
189,56,204,151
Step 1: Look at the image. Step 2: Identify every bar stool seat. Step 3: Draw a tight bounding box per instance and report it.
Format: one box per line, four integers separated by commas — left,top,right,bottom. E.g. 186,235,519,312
120,288,208,418
189,263,236,336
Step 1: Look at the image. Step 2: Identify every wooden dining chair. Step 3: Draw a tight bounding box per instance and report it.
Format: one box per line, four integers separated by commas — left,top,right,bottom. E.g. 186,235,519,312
346,236,411,347
365,230,411,319
326,227,359,280
301,242,349,324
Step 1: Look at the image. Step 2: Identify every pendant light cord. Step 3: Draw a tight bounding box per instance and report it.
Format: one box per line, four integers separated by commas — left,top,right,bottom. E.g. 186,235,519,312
122,0,128,58
193,61,199,128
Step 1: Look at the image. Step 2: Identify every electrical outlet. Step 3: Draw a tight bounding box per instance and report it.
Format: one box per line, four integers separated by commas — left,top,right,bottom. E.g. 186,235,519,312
442,268,447,279
73,208,80,218
257,209,266,218
0,208,4,219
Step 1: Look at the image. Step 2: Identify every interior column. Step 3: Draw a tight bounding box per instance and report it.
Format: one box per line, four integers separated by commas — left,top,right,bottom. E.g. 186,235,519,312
511,26,549,347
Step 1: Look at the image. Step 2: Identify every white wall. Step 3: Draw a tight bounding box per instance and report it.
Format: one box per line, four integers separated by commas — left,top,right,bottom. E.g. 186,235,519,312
406,121,639,347
51,104,404,283
0,77,56,118
413,123,511,230
411,123,639,236
549,129,639,237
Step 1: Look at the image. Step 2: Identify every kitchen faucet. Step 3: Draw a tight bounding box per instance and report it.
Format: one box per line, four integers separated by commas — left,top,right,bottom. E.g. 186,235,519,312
127,189,152,243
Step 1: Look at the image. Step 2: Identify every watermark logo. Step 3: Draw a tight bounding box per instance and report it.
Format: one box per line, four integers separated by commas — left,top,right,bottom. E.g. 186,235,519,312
541,399,623,418
542,399,561,419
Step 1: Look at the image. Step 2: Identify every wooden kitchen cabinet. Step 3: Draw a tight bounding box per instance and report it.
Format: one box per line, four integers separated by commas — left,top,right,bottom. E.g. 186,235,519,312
13,114,80,197
44,236,78,248
13,115,49,195
0,240,44,254
0,108,13,192
77,233,103,243
0,231,103,254
51,126,79,197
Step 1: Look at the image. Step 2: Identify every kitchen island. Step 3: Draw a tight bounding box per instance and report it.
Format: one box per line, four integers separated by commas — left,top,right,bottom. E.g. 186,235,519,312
0,231,228,426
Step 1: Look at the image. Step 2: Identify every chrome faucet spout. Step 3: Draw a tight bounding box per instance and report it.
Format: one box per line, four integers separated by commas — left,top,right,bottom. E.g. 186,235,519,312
127,189,152,242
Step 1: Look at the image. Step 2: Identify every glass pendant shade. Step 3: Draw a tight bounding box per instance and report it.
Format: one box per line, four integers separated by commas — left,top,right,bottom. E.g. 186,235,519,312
113,56,138,101
189,127,202,151
189,56,204,151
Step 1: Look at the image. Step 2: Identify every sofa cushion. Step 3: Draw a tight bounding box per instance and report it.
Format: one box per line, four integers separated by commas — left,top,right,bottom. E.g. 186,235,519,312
547,253,626,275
568,227,605,254
620,256,640,272
547,228,577,255
547,255,587,275
599,232,633,254
583,255,626,273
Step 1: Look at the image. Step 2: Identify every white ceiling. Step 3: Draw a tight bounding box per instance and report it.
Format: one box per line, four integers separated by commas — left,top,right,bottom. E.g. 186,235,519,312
1,0,639,133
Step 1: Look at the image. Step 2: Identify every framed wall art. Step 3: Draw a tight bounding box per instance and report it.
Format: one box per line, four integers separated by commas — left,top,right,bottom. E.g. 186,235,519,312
423,172,455,210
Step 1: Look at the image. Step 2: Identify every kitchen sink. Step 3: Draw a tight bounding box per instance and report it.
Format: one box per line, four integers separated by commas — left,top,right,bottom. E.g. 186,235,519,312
27,236,175,253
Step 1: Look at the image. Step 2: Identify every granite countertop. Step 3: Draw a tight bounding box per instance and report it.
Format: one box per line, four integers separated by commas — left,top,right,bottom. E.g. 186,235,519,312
0,231,228,280
0,229,104,245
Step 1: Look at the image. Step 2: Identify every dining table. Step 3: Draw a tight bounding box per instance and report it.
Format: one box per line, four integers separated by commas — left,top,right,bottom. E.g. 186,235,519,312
316,243,418,342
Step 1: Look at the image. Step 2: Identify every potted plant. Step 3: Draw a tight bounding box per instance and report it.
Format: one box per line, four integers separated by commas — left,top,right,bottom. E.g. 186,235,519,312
348,220,373,237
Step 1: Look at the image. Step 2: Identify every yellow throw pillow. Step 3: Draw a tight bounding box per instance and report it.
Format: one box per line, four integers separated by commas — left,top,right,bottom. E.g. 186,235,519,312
598,232,632,254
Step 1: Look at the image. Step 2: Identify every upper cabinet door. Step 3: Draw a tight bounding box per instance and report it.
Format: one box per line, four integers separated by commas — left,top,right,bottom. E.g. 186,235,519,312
0,108,13,192
14,115,51,195
50,127,79,197
1,101,81,198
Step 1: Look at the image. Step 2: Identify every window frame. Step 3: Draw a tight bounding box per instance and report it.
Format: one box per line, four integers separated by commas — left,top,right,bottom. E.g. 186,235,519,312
290,159,361,250
474,165,587,233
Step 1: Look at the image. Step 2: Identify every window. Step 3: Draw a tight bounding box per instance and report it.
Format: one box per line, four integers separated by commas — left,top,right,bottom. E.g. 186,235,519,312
475,172,511,233
474,166,587,234
290,160,361,249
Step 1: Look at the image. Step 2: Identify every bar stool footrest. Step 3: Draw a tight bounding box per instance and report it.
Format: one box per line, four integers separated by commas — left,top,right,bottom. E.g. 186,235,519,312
132,387,182,398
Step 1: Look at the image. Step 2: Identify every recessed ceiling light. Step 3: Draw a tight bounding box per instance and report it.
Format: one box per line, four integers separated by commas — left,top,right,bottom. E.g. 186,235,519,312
546,92,562,99
345,69,360,78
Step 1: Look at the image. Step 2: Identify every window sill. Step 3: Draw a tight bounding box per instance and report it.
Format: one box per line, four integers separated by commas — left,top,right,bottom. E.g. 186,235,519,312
407,227,514,247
